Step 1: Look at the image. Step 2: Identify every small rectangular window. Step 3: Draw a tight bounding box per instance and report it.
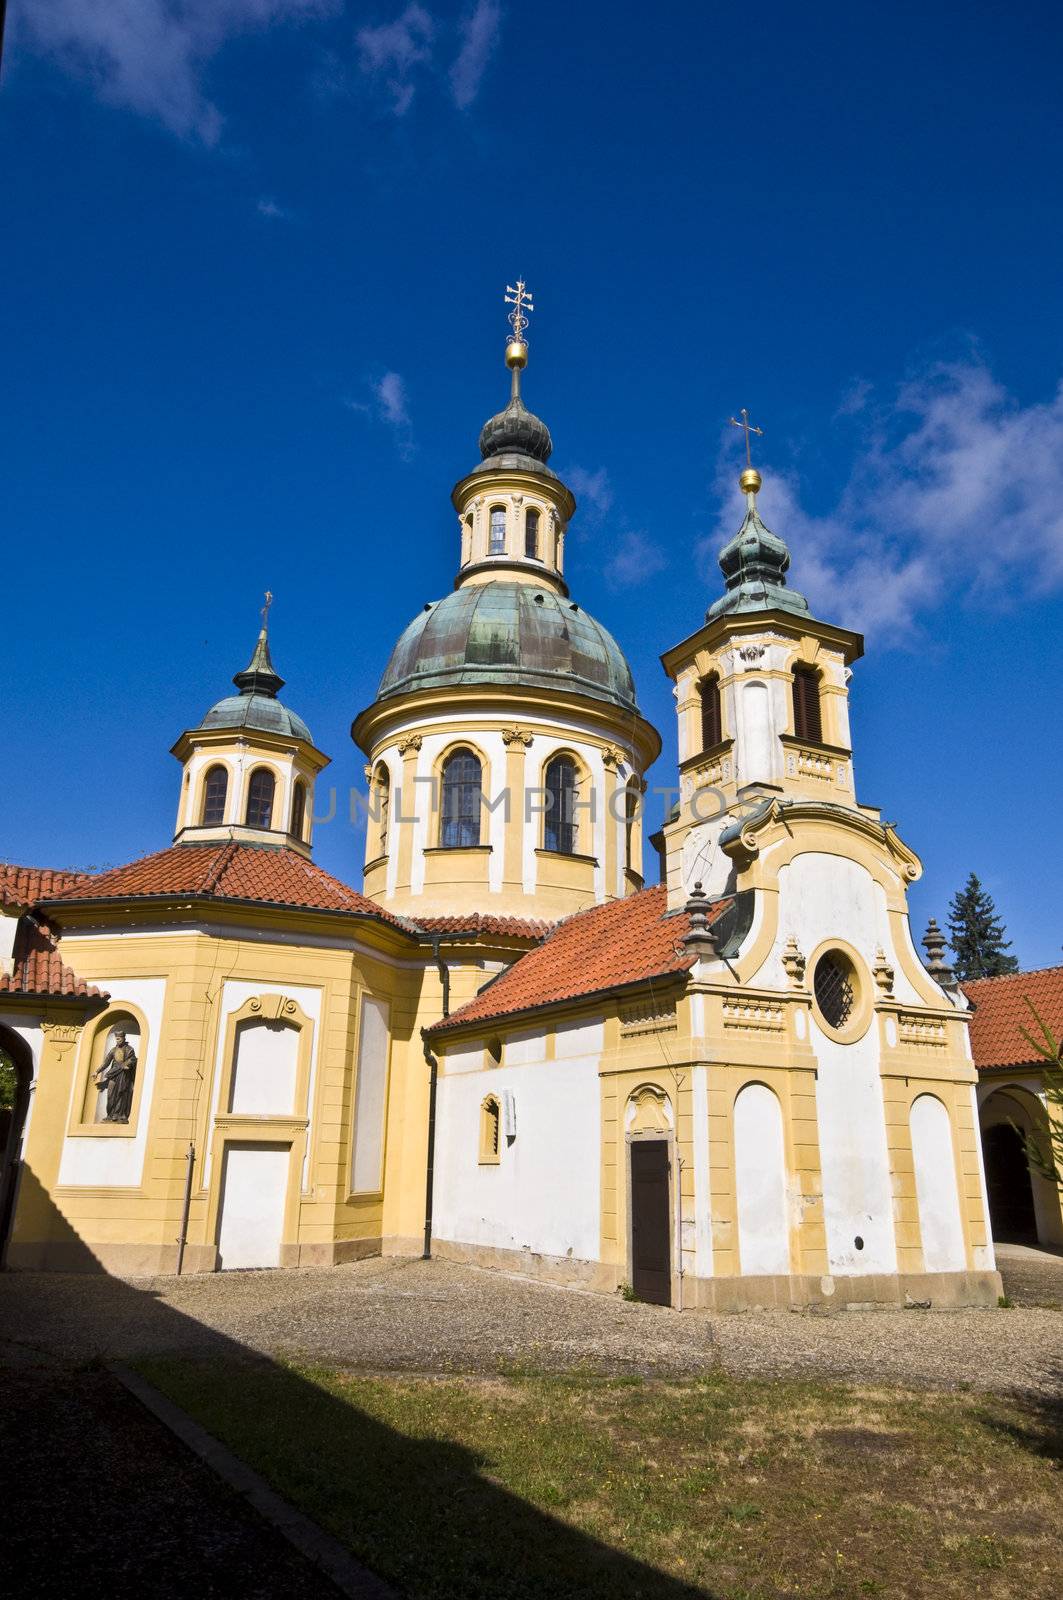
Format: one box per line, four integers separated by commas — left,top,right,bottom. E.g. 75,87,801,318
792,669,822,743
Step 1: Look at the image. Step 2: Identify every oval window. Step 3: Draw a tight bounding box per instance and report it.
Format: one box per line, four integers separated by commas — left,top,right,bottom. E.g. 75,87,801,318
813,951,856,1032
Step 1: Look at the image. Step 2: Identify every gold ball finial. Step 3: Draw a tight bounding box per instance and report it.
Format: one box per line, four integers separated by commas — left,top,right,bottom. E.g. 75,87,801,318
739,467,762,495
505,339,528,370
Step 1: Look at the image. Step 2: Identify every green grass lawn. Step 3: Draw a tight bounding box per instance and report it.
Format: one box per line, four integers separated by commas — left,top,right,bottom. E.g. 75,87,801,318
136,1358,1063,1600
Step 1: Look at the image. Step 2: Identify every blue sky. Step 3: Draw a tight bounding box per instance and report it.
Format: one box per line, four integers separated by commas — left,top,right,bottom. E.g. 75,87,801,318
3,0,1061,968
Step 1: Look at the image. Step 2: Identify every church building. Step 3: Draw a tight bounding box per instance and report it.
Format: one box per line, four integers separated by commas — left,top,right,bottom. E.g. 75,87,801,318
0,292,1024,1309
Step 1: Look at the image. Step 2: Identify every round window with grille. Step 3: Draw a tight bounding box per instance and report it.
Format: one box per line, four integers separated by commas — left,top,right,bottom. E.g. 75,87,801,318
813,951,857,1032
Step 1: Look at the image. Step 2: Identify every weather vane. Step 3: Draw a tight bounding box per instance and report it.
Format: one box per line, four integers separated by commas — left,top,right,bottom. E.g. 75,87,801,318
505,279,534,345
728,408,763,469
261,590,273,631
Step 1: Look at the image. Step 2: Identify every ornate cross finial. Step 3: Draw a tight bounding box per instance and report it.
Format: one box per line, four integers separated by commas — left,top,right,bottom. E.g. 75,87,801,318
505,279,534,345
261,590,273,632
728,407,763,468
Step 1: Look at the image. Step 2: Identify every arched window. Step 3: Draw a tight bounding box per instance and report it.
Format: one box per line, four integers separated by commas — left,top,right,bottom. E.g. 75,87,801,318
488,505,506,555
440,748,482,848
289,780,307,840
792,666,822,743
374,764,391,856
479,1095,501,1164
245,768,276,829
544,755,578,855
201,764,228,826
525,507,540,559
699,675,722,749
624,782,639,873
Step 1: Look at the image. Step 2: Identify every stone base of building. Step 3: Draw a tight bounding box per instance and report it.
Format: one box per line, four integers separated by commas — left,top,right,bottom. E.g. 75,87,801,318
5,1234,385,1277
430,1235,618,1293
685,1267,1003,1312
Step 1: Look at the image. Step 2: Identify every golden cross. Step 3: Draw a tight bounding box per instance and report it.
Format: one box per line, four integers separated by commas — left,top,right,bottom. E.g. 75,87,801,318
504,279,534,343
261,590,273,630
728,408,764,468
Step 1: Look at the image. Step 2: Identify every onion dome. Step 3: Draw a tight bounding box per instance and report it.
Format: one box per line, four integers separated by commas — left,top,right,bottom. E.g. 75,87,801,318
198,626,313,742
378,580,638,713
706,470,810,622
477,332,554,466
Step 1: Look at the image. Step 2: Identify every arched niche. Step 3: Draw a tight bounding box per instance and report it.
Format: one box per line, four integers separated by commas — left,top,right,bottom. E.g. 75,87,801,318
734,1082,790,1276
909,1094,966,1272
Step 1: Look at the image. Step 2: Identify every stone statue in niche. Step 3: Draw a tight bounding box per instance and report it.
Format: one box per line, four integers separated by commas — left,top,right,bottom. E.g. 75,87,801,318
94,1029,137,1123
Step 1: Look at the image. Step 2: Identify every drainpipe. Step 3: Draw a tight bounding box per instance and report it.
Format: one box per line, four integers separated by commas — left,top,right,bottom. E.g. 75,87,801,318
421,937,450,1260
175,1141,195,1275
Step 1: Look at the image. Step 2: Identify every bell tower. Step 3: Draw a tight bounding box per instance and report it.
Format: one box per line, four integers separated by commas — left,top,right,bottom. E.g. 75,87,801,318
171,599,329,857
659,422,865,906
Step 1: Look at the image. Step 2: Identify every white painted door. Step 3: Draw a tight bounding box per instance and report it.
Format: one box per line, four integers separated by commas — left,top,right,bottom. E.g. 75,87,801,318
217,1143,289,1270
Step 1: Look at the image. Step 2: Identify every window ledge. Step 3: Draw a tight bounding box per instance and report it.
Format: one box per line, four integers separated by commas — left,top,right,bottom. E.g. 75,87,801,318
535,848,599,866
779,734,851,759
423,844,493,855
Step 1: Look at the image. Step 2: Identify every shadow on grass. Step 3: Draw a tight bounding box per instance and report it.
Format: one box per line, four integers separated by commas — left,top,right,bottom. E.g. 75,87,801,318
3,1168,712,1600
976,1363,1063,1468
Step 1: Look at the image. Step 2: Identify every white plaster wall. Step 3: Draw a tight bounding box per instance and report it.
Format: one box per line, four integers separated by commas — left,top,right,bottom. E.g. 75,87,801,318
229,1020,299,1116
909,1094,967,1273
505,1028,547,1067
433,1055,601,1261
734,1083,791,1275
813,1025,897,1275
217,1144,290,1269
351,996,390,1193
738,680,773,788
58,978,167,1189
555,1018,604,1058
204,980,322,1188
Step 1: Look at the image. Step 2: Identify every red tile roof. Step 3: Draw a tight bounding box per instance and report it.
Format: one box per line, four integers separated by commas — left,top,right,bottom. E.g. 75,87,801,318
415,913,553,941
0,864,92,910
429,884,730,1035
0,917,105,1003
45,842,406,925
963,965,1063,1071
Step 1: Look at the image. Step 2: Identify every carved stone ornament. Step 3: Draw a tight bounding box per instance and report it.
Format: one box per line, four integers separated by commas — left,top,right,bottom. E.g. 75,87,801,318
682,881,718,957
40,1018,82,1056
781,936,806,988
248,994,300,1020
512,494,523,507
397,733,423,755
737,644,766,669
872,946,895,997
602,745,625,770
501,726,533,748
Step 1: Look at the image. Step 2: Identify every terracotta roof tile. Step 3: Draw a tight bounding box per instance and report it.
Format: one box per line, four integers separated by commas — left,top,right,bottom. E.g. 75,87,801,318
45,841,406,926
0,864,92,910
430,885,730,1034
414,913,553,941
963,965,1063,1071
0,917,105,1002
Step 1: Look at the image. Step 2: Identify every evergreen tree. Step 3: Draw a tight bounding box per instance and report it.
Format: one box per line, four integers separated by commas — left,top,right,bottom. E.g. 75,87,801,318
947,872,1018,979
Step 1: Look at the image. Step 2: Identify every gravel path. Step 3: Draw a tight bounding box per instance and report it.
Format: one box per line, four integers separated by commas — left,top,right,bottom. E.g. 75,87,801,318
2,1254,1061,1396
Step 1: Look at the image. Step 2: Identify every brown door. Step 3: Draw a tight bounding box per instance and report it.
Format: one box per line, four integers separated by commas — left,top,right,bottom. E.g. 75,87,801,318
630,1139,671,1306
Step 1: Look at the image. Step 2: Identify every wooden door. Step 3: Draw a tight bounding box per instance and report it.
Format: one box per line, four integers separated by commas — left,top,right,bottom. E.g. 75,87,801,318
630,1139,671,1305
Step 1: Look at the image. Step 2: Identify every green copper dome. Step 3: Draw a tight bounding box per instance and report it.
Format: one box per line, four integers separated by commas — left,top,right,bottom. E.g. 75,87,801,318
706,495,810,622
378,580,639,712
198,628,313,742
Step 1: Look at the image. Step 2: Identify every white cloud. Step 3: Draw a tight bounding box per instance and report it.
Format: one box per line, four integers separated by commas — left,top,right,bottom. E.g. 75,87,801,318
449,0,501,110
356,3,435,116
256,195,291,219
21,0,336,144
347,370,414,458
605,530,668,590
566,465,614,519
702,359,1063,643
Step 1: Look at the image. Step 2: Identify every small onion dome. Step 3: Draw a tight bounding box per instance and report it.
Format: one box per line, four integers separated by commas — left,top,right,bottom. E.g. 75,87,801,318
198,628,313,742
379,579,638,713
478,396,553,464
706,499,810,622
